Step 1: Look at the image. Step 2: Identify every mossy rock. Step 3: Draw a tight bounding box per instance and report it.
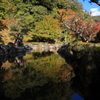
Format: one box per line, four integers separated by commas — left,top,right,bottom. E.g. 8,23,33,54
58,42,100,69
66,42,100,53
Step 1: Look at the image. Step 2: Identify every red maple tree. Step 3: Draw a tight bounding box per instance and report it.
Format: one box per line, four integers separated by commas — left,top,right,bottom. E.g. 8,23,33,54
71,21,100,42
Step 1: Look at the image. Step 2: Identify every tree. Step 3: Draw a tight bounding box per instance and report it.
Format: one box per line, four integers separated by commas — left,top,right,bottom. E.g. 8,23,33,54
84,0,100,6
71,21,100,42
30,15,62,43
5,0,49,33
56,9,78,42
0,0,84,43
36,0,83,11
57,9,98,42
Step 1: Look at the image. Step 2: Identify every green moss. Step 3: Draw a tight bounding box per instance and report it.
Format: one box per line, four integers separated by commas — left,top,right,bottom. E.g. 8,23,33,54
73,41,91,44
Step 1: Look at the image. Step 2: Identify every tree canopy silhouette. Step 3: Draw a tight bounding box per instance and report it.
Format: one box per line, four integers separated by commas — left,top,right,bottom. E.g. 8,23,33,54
84,0,100,6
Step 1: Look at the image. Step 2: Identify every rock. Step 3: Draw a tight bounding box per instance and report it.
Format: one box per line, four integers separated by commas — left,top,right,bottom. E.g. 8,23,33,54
58,42,100,68
0,42,32,56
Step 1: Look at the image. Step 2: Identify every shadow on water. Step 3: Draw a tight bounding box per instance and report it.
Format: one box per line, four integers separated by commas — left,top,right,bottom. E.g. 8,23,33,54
70,61,100,100
0,49,78,100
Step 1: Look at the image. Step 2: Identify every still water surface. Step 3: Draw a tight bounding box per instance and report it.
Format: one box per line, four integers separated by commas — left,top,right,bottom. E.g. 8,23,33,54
0,50,84,100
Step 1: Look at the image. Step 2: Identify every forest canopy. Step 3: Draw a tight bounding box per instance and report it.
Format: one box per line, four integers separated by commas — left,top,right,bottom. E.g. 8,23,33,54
0,0,99,43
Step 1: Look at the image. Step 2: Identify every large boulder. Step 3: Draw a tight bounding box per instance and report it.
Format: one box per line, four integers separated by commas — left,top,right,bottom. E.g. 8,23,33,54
58,41,100,68
0,42,32,56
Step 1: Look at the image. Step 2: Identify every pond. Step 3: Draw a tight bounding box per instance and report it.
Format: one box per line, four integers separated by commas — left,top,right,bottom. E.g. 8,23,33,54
0,49,85,100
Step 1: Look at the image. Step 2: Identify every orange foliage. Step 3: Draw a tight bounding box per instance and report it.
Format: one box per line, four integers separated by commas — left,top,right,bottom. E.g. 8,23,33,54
0,18,12,29
0,19,11,26
57,9,66,21
57,9,76,22
58,64,75,82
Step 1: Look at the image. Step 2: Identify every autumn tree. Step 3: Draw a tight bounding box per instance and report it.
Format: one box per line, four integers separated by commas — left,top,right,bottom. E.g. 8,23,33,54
0,0,84,43
30,15,62,43
56,9,79,42
71,21,100,42
57,9,97,42
63,16,100,42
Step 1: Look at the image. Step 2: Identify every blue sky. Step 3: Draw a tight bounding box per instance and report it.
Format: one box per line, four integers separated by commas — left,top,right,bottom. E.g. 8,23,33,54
78,0,100,16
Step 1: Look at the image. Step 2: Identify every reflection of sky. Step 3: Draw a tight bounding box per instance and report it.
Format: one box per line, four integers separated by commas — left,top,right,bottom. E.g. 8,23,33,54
71,94,84,100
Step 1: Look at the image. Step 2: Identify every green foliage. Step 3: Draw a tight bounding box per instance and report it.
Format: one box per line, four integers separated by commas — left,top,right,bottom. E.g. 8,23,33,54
6,0,49,33
14,11,34,32
30,16,62,43
36,0,58,10
0,0,86,43
57,0,83,11
30,6,48,21
0,0,12,18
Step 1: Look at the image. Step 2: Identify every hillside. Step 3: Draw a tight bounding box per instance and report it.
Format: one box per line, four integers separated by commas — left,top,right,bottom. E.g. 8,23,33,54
93,16,100,22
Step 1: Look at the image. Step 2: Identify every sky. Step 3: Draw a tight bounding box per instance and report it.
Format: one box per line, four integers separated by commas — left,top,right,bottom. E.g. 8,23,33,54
78,0,100,16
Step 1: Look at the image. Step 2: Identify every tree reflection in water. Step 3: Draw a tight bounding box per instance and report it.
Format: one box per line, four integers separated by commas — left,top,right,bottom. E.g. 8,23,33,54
0,51,76,100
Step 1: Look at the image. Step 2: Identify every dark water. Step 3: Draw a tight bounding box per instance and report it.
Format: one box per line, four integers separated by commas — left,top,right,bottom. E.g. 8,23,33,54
0,50,84,100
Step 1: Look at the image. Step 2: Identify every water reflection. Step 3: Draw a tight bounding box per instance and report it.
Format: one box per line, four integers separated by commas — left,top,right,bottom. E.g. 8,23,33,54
0,50,76,100
71,94,84,100
58,43,100,100
70,63,100,100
